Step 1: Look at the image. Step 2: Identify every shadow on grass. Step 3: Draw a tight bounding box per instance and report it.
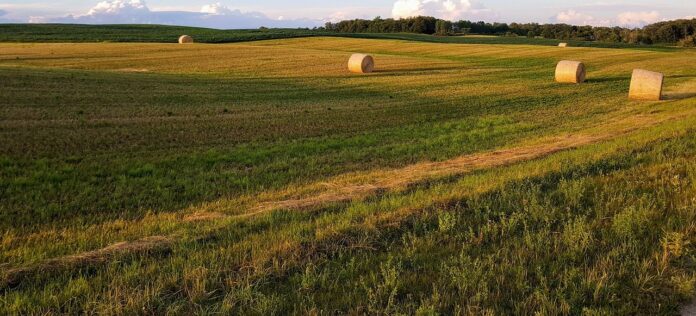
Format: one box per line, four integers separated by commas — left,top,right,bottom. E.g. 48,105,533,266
666,74,696,79
370,66,464,74
585,76,628,83
586,74,696,84
662,92,696,100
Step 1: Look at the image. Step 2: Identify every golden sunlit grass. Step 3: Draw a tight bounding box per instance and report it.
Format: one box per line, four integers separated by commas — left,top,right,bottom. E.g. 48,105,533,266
1,37,696,314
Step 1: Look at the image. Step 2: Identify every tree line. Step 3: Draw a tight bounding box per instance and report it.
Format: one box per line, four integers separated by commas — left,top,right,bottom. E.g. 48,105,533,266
322,17,696,47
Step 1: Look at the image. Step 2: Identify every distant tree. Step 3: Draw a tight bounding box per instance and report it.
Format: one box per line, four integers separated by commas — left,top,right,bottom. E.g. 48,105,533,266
656,24,680,42
322,16,696,45
435,20,453,36
679,35,696,47
540,26,554,38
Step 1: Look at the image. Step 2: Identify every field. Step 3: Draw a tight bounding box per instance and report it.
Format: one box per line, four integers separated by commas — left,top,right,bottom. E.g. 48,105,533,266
1,35,696,314
0,23,673,50
0,24,320,43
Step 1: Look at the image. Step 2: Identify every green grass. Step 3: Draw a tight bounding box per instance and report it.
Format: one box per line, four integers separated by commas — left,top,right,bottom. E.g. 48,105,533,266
0,24,319,43
1,36,695,313
0,23,678,51
3,108,696,314
0,66,543,229
334,32,678,51
2,38,656,230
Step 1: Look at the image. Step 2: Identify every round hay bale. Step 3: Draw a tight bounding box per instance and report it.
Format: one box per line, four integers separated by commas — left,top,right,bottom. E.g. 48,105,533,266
629,69,663,101
348,54,375,74
555,60,586,84
178,35,194,44
558,43,568,47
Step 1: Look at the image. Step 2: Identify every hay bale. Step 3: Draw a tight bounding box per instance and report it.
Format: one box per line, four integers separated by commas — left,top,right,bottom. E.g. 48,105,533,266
348,54,375,74
178,35,194,44
558,43,568,47
555,60,586,84
629,69,663,101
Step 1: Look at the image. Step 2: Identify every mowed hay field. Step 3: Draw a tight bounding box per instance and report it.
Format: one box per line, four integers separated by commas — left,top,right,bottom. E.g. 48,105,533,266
1,37,696,314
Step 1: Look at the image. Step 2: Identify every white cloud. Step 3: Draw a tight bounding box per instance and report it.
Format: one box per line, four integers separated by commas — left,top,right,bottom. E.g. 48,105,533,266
87,0,147,16
392,0,422,18
76,0,151,23
28,16,48,23
391,0,492,21
554,9,663,27
200,3,232,15
557,10,595,26
616,11,660,27
32,0,322,29
322,10,377,23
324,11,348,23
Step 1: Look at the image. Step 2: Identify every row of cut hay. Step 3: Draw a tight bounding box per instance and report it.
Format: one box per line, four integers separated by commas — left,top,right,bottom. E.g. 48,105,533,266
347,54,664,101
1,236,173,289
345,47,664,101
555,60,664,101
176,34,375,74
175,34,666,100
348,41,666,101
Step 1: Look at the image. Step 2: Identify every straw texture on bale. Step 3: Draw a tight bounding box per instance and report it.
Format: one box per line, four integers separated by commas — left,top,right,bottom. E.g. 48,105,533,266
558,43,568,47
555,60,586,84
348,54,375,74
629,69,663,101
178,35,194,44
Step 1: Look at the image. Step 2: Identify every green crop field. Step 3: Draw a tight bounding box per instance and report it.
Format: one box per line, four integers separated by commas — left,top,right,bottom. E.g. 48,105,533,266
0,23,674,50
1,32,696,314
0,24,321,43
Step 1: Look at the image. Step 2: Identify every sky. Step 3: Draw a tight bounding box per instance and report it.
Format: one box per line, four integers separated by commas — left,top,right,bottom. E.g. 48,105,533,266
0,0,694,29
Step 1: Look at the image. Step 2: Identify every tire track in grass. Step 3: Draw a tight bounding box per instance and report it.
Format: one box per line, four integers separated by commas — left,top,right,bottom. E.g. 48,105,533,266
3,104,695,289
242,107,694,218
1,236,172,289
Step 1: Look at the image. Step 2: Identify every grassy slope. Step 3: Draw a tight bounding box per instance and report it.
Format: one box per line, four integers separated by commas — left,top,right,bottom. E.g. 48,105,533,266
0,24,319,43
1,37,695,313
3,103,696,314
1,38,694,229
0,23,676,50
